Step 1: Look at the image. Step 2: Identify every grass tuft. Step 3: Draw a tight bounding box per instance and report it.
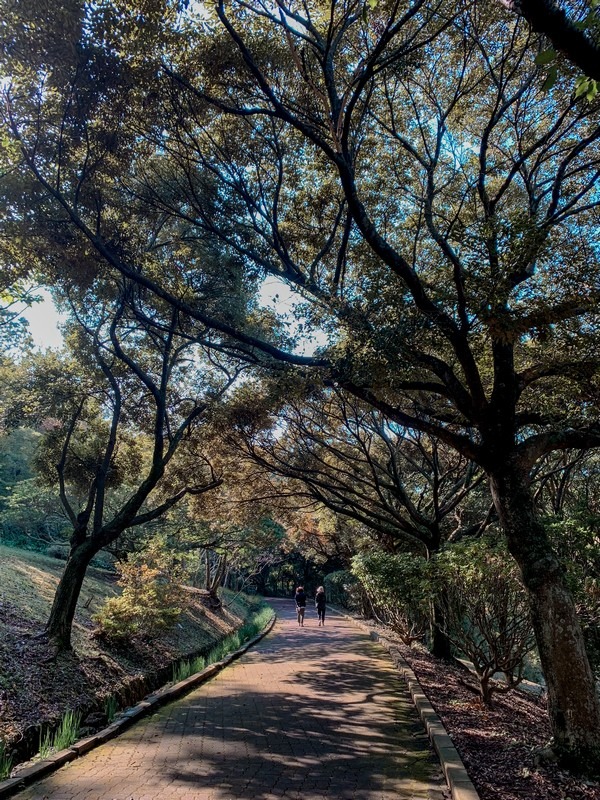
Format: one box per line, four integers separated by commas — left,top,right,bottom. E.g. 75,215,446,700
0,740,12,780
104,695,118,723
39,709,82,757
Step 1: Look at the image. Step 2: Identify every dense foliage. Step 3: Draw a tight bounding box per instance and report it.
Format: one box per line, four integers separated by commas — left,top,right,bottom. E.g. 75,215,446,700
1,0,600,773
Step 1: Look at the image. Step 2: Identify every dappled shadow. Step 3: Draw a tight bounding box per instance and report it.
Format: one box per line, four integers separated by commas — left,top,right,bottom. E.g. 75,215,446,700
13,598,442,800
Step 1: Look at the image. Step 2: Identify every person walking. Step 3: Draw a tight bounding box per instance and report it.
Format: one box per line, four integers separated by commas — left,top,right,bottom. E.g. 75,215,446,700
295,586,307,626
315,585,327,626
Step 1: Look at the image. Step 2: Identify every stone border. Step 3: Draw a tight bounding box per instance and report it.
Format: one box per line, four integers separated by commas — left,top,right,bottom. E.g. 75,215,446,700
345,613,480,800
0,613,277,800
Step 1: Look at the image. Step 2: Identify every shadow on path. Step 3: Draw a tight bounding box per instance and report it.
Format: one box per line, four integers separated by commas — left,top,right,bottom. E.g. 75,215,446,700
14,598,445,800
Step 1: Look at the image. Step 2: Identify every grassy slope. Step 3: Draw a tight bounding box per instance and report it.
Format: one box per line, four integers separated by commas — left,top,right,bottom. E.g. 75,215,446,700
0,545,258,763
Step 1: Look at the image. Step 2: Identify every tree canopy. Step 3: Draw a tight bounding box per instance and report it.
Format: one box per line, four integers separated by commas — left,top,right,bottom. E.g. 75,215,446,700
2,0,600,771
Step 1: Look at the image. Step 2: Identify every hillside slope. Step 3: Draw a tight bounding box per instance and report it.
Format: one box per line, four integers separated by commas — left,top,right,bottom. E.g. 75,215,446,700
0,545,258,767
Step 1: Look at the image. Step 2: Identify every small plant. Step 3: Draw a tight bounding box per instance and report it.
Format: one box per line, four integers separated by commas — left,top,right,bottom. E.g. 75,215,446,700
93,541,189,642
104,695,118,723
173,659,191,683
38,710,82,757
52,710,82,752
170,604,272,685
207,605,273,663
38,727,52,759
173,653,208,684
208,641,226,663
0,740,12,780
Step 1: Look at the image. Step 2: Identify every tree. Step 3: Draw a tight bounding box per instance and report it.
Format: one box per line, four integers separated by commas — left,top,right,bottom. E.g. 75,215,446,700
3,0,600,769
0,287,35,355
430,537,536,706
221,380,489,655
221,382,488,556
27,284,238,650
504,0,600,87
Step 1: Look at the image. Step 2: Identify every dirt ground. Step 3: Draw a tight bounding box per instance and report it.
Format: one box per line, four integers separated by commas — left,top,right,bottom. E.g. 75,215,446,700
383,629,600,800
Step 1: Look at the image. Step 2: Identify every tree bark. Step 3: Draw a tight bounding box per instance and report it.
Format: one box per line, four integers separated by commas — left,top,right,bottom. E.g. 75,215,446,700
431,599,453,660
490,465,600,770
45,541,97,650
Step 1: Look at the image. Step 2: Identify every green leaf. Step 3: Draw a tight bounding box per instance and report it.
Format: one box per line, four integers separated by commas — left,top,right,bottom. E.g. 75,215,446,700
535,49,556,65
541,66,558,92
367,0,378,8
575,77,591,98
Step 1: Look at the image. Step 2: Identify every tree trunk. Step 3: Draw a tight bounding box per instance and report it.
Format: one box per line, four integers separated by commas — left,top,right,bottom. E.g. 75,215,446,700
45,541,97,651
431,600,453,660
490,466,600,771
479,672,493,708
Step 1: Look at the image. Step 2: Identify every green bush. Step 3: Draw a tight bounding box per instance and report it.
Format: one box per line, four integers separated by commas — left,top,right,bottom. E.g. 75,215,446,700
429,537,535,706
323,570,360,609
93,559,182,641
352,551,430,644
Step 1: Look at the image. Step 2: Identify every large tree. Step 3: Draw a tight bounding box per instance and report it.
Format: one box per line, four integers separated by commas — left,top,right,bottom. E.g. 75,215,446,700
3,0,600,769
26,283,243,650
504,0,600,85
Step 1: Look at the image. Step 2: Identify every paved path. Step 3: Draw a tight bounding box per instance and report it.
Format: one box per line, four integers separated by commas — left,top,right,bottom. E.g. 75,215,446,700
14,600,446,800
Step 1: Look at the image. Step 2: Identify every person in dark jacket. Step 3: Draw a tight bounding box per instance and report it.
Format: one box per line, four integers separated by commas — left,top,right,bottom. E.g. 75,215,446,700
315,585,327,626
295,586,307,626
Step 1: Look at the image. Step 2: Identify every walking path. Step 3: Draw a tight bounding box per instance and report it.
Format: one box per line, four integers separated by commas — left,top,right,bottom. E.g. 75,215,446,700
13,600,447,800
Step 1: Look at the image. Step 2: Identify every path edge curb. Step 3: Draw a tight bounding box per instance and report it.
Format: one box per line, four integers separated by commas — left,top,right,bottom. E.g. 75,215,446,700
0,611,277,800
347,614,481,800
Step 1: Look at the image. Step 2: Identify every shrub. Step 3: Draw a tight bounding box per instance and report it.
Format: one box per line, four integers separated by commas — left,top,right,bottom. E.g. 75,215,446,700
351,552,430,644
429,537,535,706
93,559,182,641
45,544,69,560
323,570,360,609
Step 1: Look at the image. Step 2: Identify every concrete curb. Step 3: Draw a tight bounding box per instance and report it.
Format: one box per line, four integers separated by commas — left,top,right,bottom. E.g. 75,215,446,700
0,612,277,800
349,617,481,800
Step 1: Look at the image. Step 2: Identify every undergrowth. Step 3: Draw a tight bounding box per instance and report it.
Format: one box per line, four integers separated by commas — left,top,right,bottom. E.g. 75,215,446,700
172,604,273,684
39,709,82,758
0,741,12,780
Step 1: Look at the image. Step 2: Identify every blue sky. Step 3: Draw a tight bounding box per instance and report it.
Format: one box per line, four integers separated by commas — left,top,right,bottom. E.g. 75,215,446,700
21,282,327,355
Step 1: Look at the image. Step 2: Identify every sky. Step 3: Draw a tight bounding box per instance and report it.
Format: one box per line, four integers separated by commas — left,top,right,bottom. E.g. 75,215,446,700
21,289,66,350
20,281,328,355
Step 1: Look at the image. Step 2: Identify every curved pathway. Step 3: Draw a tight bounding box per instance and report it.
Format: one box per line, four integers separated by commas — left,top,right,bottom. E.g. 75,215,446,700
14,600,446,800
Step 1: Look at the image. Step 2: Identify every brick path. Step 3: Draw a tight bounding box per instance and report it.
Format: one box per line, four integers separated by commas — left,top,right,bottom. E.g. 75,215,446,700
14,600,446,800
